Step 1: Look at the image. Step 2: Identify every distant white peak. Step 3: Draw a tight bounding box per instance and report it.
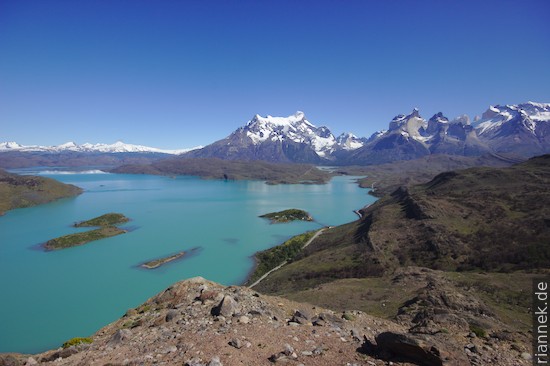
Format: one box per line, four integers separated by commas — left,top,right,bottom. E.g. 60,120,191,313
336,132,364,150
371,130,386,137
525,101,550,109
0,140,193,155
0,141,23,149
249,111,308,127
391,114,407,122
58,141,78,148
337,132,358,139
389,109,423,130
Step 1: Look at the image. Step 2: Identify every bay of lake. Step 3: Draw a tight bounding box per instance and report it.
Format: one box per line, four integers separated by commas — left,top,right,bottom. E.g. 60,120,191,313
0,170,375,353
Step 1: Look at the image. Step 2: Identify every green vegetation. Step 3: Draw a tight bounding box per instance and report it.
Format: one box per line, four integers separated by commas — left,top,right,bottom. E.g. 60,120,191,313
111,157,333,185
246,231,317,285
75,213,129,227
0,168,82,215
44,226,127,250
336,154,512,197
141,252,185,269
469,325,487,338
62,337,92,348
342,312,356,321
260,209,313,223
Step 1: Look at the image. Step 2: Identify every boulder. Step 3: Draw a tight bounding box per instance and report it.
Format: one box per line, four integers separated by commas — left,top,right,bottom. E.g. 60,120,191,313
212,295,240,317
109,329,133,345
165,309,179,322
375,332,444,366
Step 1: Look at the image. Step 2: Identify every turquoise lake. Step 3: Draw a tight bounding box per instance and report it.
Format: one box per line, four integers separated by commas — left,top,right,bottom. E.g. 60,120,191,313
0,171,375,353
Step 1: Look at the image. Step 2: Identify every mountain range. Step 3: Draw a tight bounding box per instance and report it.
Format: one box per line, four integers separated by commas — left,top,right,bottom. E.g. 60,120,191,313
1,101,549,167
188,102,549,165
0,140,197,155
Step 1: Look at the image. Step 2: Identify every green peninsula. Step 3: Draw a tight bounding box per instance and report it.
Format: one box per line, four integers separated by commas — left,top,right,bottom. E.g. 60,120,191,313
111,158,333,185
44,226,127,250
75,213,129,227
141,251,186,269
260,209,313,223
0,168,82,215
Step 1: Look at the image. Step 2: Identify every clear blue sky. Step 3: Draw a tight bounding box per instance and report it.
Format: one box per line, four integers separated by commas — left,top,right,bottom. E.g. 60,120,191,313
1,0,549,149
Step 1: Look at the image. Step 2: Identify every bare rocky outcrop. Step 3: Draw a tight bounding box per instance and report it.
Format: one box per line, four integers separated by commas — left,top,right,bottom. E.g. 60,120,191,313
2,276,532,365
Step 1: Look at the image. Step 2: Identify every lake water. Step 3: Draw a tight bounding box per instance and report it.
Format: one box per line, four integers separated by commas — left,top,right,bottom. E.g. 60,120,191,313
0,171,374,353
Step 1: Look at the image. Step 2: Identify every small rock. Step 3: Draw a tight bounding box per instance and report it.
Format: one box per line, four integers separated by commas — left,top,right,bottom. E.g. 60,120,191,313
199,290,220,303
109,329,132,345
166,309,179,322
163,345,178,354
468,332,477,338
238,316,250,324
208,356,223,366
25,358,38,366
291,309,312,324
185,358,206,366
312,318,326,326
58,346,79,358
351,329,362,342
301,351,313,356
521,352,532,361
283,344,294,356
313,346,324,355
268,353,286,363
229,338,243,349
465,343,477,353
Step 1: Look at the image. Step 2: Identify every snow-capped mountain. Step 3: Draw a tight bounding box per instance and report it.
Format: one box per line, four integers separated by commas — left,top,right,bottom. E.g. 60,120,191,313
472,102,550,157
335,132,368,150
0,141,196,155
242,111,338,157
2,102,548,169
187,111,365,163
343,108,490,165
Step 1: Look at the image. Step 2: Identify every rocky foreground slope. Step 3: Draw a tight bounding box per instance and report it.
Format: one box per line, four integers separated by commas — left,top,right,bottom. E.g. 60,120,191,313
0,276,531,366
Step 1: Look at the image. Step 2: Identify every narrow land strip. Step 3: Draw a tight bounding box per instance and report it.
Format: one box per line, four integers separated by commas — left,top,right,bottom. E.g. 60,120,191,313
249,228,325,288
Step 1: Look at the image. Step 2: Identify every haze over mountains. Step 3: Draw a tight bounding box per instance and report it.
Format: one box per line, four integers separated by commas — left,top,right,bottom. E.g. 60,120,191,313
1,101,549,168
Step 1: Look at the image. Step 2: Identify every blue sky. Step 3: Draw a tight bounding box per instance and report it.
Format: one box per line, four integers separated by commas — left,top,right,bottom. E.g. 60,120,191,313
1,0,549,149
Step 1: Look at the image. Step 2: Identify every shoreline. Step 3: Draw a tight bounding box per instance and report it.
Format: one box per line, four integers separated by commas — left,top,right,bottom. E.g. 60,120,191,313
244,228,326,288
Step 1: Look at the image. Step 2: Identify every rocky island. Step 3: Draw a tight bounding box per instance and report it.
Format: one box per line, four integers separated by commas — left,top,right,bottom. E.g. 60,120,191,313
141,251,186,269
74,213,129,227
44,226,127,250
259,209,313,224
44,213,130,250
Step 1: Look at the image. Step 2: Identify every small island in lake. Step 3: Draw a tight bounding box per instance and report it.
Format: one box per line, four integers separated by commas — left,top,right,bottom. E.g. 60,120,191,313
260,209,313,224
44,213,130,250
44,226,127,250
74,213,129,227
141,251,186,269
